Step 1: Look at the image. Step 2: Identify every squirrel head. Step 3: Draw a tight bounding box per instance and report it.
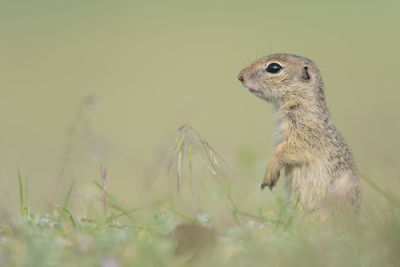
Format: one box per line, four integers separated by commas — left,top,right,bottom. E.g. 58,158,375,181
238,54,324,105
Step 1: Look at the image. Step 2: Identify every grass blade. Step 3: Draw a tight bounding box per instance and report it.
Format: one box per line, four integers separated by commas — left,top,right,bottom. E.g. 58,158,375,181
63,180,75,209
201,142,217,175
177,151,182,192
359,171,400,208
17,167,24,217
174,131,186,153
94,181,133,220
198,153,216,175
25,177,30,218
188,145,193,171
59,206,77,228
109,207,144,221
168,198,197,224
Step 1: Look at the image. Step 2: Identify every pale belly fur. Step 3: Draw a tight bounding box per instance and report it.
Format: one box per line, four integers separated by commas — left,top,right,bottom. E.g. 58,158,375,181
284,162,359,211
285,163,332,210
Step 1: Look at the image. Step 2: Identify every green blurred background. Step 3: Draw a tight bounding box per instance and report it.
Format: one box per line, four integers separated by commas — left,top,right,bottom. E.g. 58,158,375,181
0,0,399,215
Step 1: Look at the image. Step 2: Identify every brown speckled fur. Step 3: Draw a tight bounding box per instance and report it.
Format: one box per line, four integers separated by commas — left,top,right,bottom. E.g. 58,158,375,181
238,54,360,211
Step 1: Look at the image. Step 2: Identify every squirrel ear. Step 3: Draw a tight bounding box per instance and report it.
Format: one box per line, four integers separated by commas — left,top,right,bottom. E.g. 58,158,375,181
301,66,311,81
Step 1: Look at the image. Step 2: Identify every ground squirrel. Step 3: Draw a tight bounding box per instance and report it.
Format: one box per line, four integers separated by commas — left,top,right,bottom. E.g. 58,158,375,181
238,54,360,211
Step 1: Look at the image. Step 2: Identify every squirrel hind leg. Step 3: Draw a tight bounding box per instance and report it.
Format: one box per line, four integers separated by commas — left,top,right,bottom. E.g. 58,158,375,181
326,171,360,209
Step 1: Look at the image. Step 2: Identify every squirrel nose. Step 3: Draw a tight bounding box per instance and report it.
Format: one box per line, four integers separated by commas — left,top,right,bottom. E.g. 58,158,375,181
238,74,244,82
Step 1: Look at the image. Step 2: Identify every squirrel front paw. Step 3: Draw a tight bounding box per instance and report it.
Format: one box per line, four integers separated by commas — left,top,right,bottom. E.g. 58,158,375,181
261,167,280,191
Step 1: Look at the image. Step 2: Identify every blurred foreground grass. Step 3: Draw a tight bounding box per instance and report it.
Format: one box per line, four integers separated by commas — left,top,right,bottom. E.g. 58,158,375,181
0,126,399,267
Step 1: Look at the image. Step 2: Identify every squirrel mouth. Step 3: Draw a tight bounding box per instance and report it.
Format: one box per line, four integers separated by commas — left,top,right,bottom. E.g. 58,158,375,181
240,80,261,94
246,87,265,98
248,87,262,94
241,83,256,92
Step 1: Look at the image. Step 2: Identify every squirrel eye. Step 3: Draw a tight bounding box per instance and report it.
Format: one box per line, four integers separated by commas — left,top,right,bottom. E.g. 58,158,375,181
266,63,282,74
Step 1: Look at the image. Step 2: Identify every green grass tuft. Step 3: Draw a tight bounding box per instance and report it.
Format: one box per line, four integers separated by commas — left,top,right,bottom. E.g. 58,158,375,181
2,127,400,267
